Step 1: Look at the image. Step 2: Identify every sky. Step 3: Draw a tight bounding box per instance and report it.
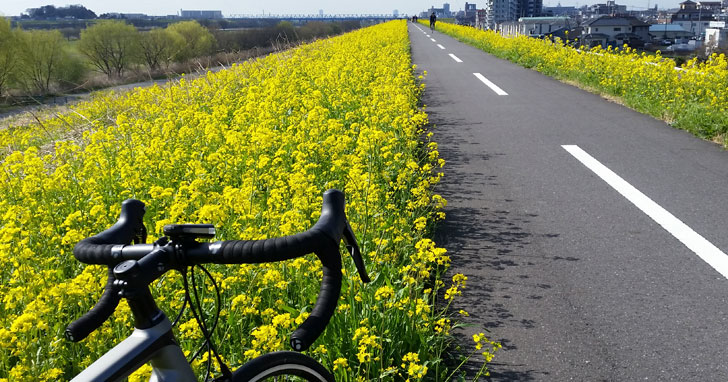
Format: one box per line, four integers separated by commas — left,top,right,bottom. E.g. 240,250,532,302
0,0,687,17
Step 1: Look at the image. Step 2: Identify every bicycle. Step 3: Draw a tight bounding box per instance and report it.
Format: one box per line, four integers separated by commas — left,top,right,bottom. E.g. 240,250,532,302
65,189,370,381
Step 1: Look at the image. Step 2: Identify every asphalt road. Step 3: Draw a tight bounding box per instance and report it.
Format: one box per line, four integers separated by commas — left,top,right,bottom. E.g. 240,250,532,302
410,23,728,381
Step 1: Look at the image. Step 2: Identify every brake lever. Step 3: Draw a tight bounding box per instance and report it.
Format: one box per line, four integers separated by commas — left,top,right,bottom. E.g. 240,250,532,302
342,220,370,283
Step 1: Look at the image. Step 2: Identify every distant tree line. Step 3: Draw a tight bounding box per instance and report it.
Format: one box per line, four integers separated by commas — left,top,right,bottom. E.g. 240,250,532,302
22,5,97,20
77,20,215,77
0,17,361,99
213,20,361,52
0,19,214,96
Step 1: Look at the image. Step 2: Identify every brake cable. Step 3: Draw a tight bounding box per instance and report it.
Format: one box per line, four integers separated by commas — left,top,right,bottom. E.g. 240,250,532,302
181,264,232,380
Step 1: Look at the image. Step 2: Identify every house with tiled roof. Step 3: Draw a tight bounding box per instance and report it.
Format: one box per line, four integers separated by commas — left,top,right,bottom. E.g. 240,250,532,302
580,15,651,47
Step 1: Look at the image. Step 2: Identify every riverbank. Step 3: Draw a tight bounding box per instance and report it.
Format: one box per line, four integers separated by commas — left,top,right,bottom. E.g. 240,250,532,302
0,46,274,122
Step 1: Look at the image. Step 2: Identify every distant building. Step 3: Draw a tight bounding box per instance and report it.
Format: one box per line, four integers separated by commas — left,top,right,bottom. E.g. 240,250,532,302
543,5,578,17
518,0,543,17
499,16,573,36
458,2,479,25
670,0,717,36
705,21,727,52
584,0,627,18
582,15,650,47
650,23,694,39
698,1,723,12
483,0,519,29
626,5,659,22
180,9,223,19
100,12,148,19
424,3,453,18
476,9,488,28
122,13,147,19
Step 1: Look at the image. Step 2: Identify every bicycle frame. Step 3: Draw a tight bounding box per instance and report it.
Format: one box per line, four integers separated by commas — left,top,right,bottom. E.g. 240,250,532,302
70,313,195,382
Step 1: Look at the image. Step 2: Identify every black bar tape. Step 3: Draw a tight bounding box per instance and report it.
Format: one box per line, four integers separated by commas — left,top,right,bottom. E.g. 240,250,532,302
290,244,343,351
210,230,320,264
65,267,121,342
73,199,145,264
73,242,120,265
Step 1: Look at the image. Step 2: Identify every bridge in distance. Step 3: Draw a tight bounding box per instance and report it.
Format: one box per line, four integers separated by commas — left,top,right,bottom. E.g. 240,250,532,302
226,14,404,23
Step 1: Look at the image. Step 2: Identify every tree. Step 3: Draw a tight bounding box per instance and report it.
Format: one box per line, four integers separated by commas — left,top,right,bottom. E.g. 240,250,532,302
166,21,215,62
137,28,177,71
0,18,18,97
272,21,298,44
16,29,69,93
78,20,139,77
299,21,336,41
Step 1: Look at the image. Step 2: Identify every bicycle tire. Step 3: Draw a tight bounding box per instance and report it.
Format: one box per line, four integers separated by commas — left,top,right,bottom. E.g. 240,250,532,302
232,351,335,382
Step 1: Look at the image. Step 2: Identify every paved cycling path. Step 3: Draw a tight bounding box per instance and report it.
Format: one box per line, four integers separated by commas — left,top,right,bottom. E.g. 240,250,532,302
409,23,728,380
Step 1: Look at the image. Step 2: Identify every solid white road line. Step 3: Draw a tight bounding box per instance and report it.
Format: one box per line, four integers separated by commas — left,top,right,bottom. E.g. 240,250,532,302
562,145,728,280
449,54,463,63
473,73,508,95
437,44,445,49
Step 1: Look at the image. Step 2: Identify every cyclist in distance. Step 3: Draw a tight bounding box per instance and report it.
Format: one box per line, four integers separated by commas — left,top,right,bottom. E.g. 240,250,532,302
429,12,437,31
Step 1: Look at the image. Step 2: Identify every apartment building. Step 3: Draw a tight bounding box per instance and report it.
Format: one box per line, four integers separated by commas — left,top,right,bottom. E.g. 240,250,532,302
482,0,519,29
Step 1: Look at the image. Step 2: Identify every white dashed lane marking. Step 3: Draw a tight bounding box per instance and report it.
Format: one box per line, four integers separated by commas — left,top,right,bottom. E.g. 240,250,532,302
449,54,463,63
473,73,507,95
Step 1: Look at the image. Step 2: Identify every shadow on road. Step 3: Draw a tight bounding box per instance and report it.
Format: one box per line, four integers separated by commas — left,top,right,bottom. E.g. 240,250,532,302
427,96,560,381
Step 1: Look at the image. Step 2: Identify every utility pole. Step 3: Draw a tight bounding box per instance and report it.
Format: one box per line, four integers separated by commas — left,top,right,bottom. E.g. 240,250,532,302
697,5,702,38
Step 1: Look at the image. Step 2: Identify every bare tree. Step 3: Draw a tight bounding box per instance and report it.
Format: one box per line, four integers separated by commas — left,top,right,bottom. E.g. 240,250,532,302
79,20,139,78
16,29,68,94
137,28,176,71
0,18,17,97
167,21,215,62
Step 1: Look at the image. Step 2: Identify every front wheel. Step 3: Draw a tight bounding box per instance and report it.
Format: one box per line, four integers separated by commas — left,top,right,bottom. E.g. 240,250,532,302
232,351,334,382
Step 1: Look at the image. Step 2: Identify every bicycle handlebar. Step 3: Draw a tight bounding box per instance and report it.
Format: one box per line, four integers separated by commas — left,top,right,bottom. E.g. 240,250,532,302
65,267,121,342
66,189,370,352
73,199,146,265
65,199,146,342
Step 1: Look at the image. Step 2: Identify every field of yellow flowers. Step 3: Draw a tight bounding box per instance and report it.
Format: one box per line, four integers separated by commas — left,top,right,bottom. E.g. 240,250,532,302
433,22,728,144
0,21,499,381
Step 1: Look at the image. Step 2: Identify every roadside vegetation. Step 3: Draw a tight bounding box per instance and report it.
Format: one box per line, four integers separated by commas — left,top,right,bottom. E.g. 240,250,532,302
432,22,728,146
0,17,361,107
0,21,499,381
